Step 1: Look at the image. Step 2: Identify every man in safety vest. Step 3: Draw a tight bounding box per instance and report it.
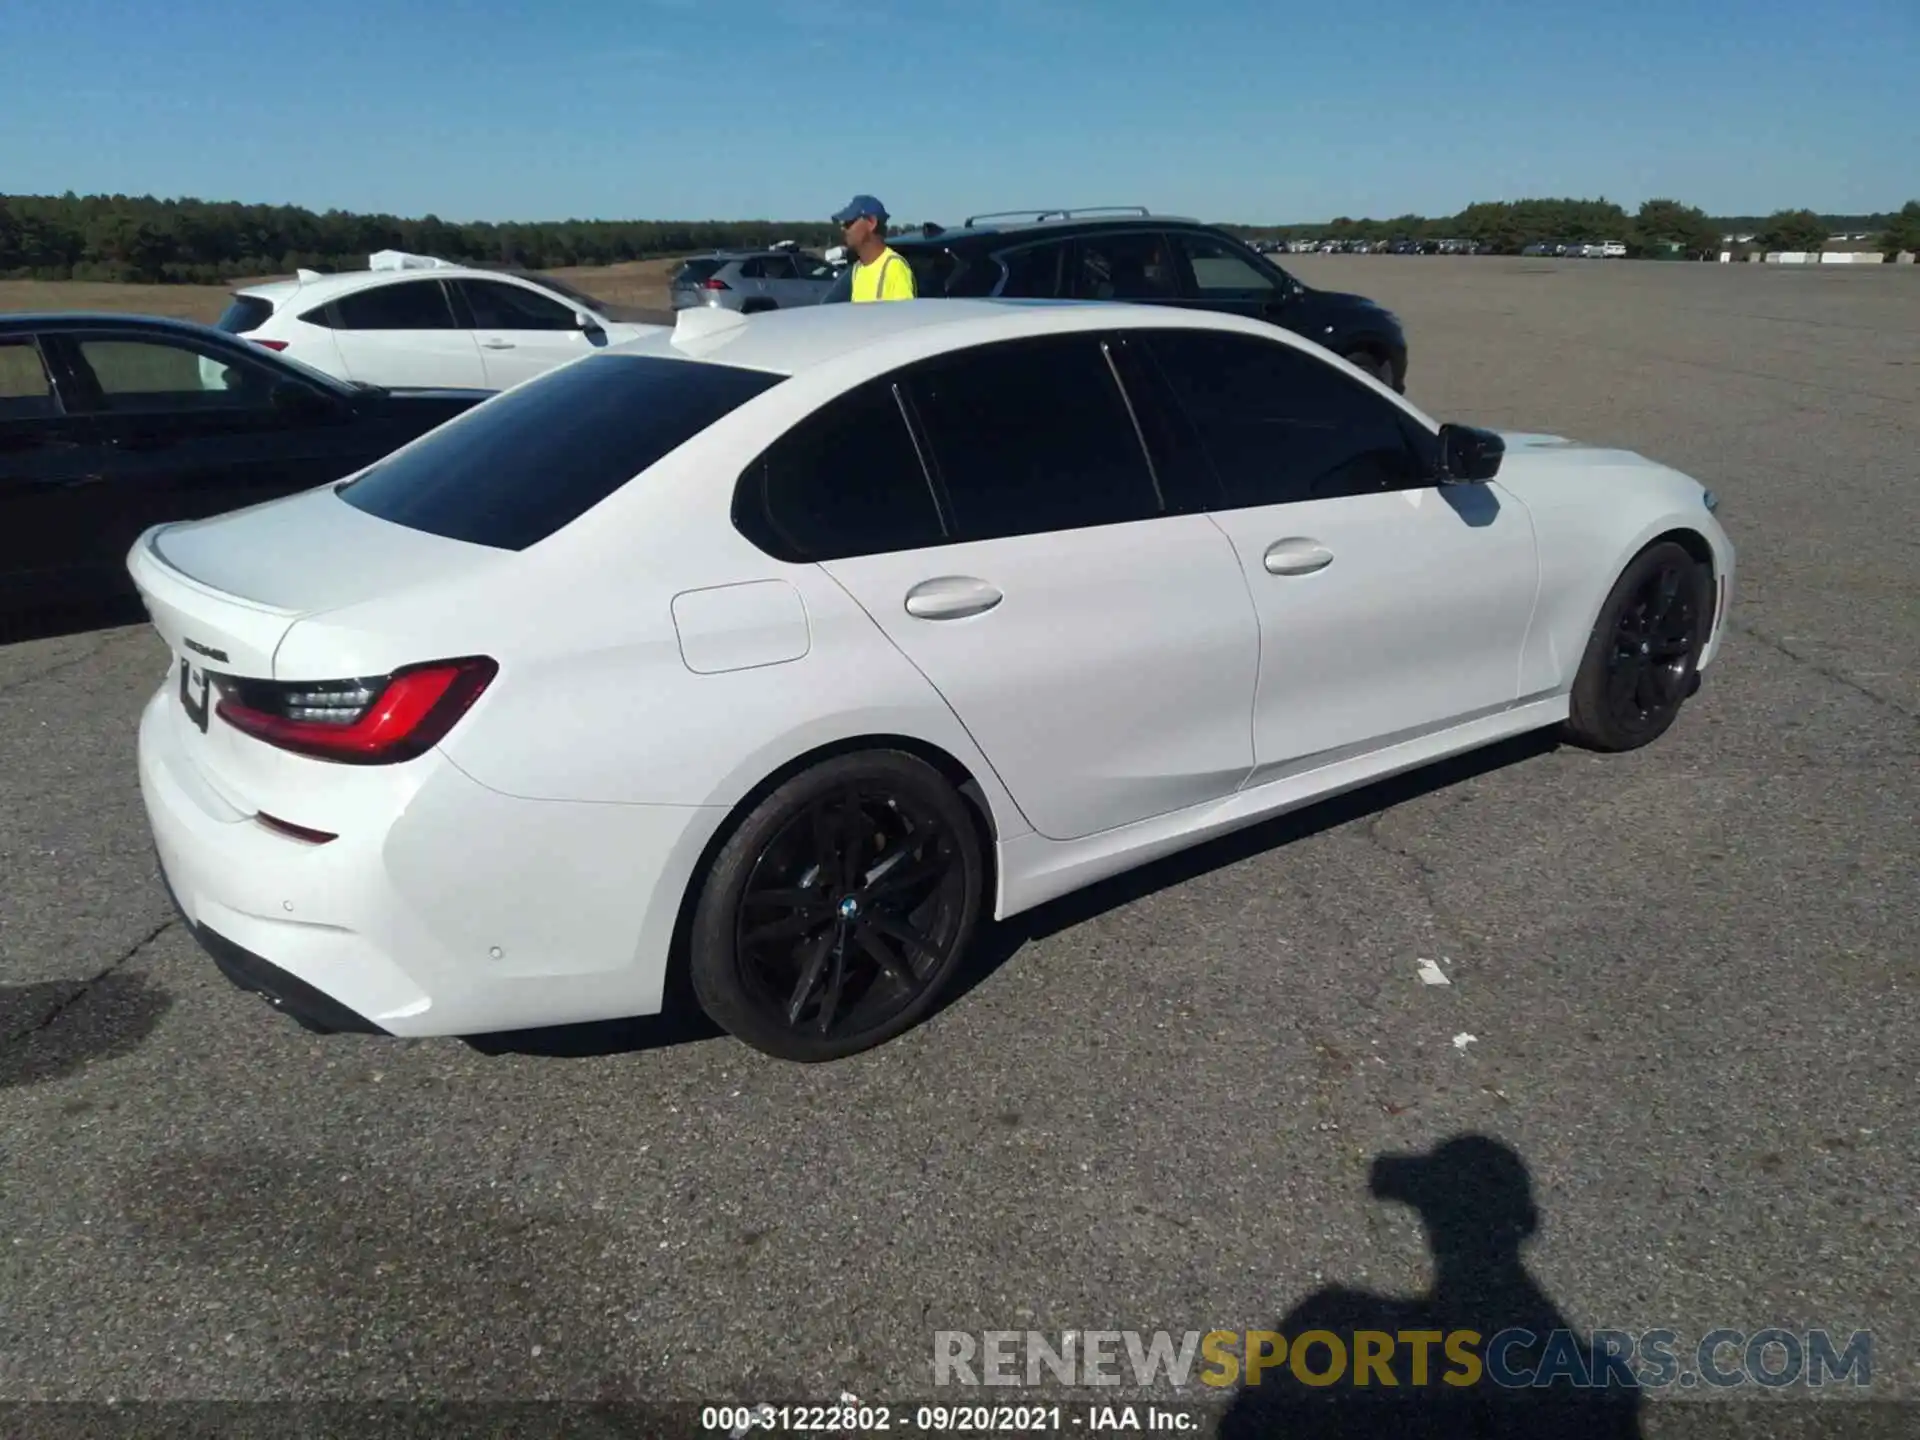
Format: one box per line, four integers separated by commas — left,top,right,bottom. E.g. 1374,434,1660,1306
832,194,917,302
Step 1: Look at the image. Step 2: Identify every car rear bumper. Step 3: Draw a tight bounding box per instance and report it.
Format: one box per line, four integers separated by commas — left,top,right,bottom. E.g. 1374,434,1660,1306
137,681,728,1038
157,858,389,1034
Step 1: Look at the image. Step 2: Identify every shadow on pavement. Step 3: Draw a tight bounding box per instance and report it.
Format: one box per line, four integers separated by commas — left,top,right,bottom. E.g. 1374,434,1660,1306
0,594,147,647
0,972,173,1089
1217,1134,1642,1439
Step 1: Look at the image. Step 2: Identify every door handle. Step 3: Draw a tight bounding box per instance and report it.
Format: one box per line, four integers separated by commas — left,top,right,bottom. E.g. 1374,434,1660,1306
904,575,1003,620
481,339,515,350
1263,538,1334,576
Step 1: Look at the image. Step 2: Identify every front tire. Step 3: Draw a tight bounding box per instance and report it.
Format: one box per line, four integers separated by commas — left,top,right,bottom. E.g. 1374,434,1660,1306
689,751,985,1062
1563,540,1712,751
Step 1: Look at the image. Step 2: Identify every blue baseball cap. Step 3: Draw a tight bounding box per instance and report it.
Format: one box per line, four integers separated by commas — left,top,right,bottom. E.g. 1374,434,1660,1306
832,194,889,225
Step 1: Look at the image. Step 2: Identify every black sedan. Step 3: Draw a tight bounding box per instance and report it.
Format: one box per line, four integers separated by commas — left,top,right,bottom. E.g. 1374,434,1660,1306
0,312,491,615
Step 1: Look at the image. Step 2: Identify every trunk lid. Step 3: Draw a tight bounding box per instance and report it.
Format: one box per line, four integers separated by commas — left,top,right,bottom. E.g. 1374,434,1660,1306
129,483,505,679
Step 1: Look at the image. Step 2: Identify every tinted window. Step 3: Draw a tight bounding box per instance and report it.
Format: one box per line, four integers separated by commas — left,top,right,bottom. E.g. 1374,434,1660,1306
904,335,1162,542
675,259,724,285
339,354,783,550
456,279,579,330
1176,235,1282,299
992,242,1071,298
735,380,944,562
1070,231,1181,301
0,338,57,420
73,337,277,413
332,279,458,331
216,295,275,334
1141,330,1428,506
903,246,969,298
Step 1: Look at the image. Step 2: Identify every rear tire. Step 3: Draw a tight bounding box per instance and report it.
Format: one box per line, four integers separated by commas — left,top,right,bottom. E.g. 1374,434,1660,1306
1563,541,1712,752
689,751,985,1062
740,299,778,315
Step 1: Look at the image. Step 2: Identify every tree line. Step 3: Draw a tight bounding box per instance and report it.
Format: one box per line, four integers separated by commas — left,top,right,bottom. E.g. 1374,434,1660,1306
1222,199,1920,261
3,191,1916,284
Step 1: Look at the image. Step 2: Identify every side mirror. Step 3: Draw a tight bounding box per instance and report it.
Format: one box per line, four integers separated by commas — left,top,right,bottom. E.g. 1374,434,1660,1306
1437,422,1504,483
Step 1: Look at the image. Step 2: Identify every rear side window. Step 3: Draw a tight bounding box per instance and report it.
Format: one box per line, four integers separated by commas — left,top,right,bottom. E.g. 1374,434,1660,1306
215,296,275,334
338,355,784,550
331,279,459,331
903,335,1163,542
734,379,944,562
675,259,725,285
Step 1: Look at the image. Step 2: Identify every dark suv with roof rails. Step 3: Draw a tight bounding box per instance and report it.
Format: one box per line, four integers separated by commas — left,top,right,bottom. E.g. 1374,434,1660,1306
823,206,1410,391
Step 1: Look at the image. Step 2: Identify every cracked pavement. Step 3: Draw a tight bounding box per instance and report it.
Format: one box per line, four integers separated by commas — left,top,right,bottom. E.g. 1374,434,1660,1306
0,257,1915,1430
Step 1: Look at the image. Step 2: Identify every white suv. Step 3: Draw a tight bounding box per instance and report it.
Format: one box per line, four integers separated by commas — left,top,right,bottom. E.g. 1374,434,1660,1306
215,252,667,391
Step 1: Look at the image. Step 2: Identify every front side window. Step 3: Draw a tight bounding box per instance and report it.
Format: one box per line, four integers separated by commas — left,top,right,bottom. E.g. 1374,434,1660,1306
1070,231,1182,301
72,336,277,413
1140,330,1430,506
455,279,579,330
330,279,459,331
735,379,944,562
339,354,783,550
902,335,1162,542
1176,235,1283,300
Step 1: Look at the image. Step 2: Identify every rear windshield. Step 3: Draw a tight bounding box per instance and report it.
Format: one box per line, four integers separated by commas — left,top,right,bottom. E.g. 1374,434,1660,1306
673,259,725,285
216,295,275,334
336,354,784,550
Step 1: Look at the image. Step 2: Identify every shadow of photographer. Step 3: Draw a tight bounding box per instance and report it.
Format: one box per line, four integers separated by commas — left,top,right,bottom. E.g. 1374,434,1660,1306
1218,1134,1643,1439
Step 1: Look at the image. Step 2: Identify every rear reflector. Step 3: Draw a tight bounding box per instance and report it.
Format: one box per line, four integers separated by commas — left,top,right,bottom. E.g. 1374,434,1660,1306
215,656,497,765
255,812,338,844
702,277,731,290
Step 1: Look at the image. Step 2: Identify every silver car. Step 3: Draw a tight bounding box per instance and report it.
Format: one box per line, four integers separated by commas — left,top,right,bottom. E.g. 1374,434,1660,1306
669,245,839,314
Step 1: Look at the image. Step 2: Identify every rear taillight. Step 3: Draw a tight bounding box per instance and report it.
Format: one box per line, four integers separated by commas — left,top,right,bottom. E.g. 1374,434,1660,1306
214,657,497,765
702,277,731,290
250,338,289,351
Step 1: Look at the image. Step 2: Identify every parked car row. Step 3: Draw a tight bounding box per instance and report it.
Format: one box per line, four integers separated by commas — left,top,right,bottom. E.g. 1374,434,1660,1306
1522,240,1629,258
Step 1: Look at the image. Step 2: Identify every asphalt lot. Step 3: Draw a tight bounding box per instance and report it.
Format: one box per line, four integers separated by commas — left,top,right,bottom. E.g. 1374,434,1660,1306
1,256,1915,1432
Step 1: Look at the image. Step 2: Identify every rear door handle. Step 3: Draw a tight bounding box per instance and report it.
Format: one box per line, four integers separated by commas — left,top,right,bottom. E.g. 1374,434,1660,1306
1263,538,1334,576
904,575,1003,620
481,339,515,350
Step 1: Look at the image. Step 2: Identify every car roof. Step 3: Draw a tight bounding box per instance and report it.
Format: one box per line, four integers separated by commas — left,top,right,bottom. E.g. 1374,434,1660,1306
233,262,575,309
894,209,1206,246
0,311,249,341
599,296,1414,403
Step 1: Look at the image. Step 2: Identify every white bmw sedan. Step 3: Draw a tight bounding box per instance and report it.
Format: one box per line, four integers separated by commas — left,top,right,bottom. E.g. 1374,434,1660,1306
130,298,1734,1062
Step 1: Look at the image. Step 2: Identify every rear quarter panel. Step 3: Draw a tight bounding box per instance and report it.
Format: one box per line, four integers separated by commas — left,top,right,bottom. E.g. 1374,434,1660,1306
268,430,1033,840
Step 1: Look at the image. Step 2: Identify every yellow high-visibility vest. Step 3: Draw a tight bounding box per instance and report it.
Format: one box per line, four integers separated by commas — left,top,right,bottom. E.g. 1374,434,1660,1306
851,247,917,302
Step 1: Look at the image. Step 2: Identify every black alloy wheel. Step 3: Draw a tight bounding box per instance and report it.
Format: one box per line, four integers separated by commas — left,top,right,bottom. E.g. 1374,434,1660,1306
690,751,984,1061
1565,540,1712,751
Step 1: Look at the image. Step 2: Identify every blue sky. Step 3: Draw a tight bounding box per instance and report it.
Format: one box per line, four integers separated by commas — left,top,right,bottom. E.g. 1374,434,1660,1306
3,0,1911,224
